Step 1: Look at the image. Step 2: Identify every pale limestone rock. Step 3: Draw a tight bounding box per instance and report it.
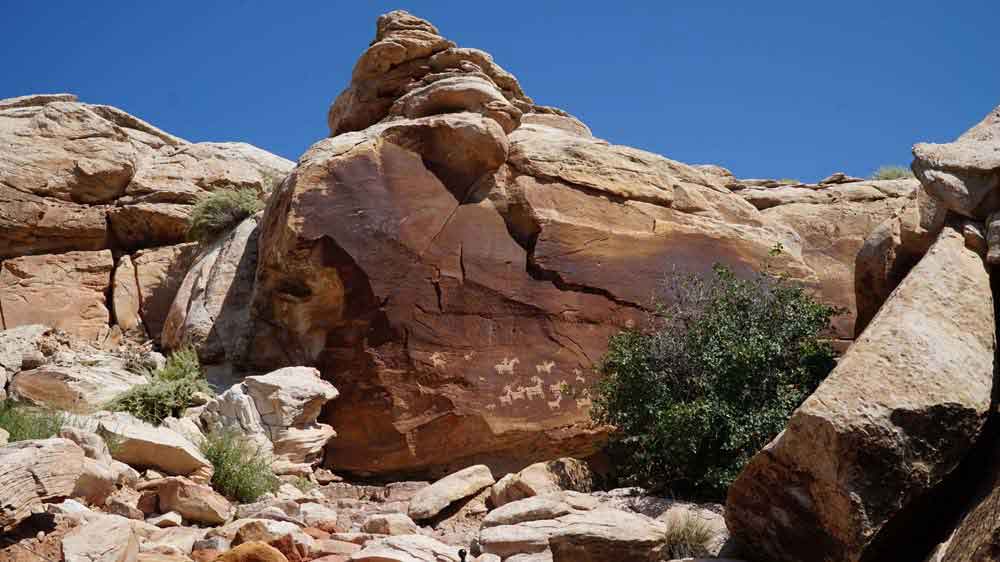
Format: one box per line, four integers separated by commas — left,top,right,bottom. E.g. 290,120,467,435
726,226,995,562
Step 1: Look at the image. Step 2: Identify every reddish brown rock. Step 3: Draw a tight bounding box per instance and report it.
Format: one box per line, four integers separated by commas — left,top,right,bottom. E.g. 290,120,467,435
131,243,199,342
0,250,114,341
113,255,144,337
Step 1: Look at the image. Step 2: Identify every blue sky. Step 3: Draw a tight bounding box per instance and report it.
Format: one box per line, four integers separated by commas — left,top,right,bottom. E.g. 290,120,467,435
2,1,997,182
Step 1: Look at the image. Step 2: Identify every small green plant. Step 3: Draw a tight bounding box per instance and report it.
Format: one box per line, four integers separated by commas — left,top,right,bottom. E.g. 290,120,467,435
871,165,914,180
291,476,317,493
107,346,211,425
663,512,715,559
200,428,280,503
778,178,801,185
0,400,67,442
592,251,838,499
187,187,263,243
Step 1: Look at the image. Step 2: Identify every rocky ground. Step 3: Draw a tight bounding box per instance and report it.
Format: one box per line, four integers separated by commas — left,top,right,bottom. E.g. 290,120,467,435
3,7,1000,562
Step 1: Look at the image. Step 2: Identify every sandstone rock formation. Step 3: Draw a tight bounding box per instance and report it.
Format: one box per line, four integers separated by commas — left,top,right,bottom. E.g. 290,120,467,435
489,458,594,508
726,226,995,562
409,465,495,521
0,92,292,344
98,412,214,482
249,9,826,478
0,438,87,528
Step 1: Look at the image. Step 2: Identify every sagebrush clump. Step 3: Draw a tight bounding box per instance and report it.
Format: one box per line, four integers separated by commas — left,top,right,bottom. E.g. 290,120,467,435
187,187,263,243
663,512,715,559
0,400,67,442
592,251,838,499
871,165,914,180
108,347,211,425
200,428,279,502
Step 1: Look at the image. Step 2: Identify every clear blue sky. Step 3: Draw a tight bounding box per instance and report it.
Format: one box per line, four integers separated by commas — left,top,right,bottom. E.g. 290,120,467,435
2,1,997,182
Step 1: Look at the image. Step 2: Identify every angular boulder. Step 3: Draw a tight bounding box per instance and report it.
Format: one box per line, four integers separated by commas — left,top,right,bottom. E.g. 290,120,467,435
0,324,49,399
153,476,235,525
548,509,667,562
348,534,460,562
726,226,995,562
10,350,147,412
62,513,139,562
0,249,114,341
98,412,213,481
408,464,495,520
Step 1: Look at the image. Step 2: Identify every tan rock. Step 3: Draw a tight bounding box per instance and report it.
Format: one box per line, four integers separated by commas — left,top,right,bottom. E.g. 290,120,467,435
0,250,114,341
72,456,118,505
490,458,594,508
360,513,419,536
216,542,288,562
62,513,139,562
152,476,234,525
0,324,49,400
726,226,995,562
348,534,460,562
0,438,86,527
547,509,667,562
912,104,1000,218
0,184,109,259
408,465,495,520
131,243,199,342
98,413,213,481
161,217,260,362
11,353,147,412
114,255,145,336
108,202,192,249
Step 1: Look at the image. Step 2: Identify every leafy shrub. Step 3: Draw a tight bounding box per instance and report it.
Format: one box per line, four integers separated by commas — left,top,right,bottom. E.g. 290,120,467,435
0,400,67,442
200,428,279,502
871,165,914,180
592,254,838,499
107,347,211,425
663,512,715,559
187,187,263,243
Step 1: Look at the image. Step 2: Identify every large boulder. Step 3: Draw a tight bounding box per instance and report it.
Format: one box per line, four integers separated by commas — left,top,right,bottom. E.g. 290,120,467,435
726,226,995,562
490,458,595,508
161,216,261,362
0,324,49,399
912,104,1000,219
0,438,87,528
200,366,339,474
10,349,147,412
250,12,819,479
348,534,460,562
547,509,668,562
0,250,114,341
408,464,495,520
98,412,213,481
148,476,235,525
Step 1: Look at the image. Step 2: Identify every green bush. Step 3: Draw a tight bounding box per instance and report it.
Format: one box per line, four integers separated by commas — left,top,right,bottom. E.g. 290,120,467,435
291,476,317,493
107,347,211,425
663,512,715,559
187,187,263,243
592,255,837,499
200,428,280,503
0,400,67,442
871,165,914,180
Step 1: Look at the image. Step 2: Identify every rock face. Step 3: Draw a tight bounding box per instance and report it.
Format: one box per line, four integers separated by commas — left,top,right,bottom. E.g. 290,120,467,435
161,216,260,361
250,10,819,478
0,92,292,345
726,226,995,562
0,250,114,341
736,179,916,340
